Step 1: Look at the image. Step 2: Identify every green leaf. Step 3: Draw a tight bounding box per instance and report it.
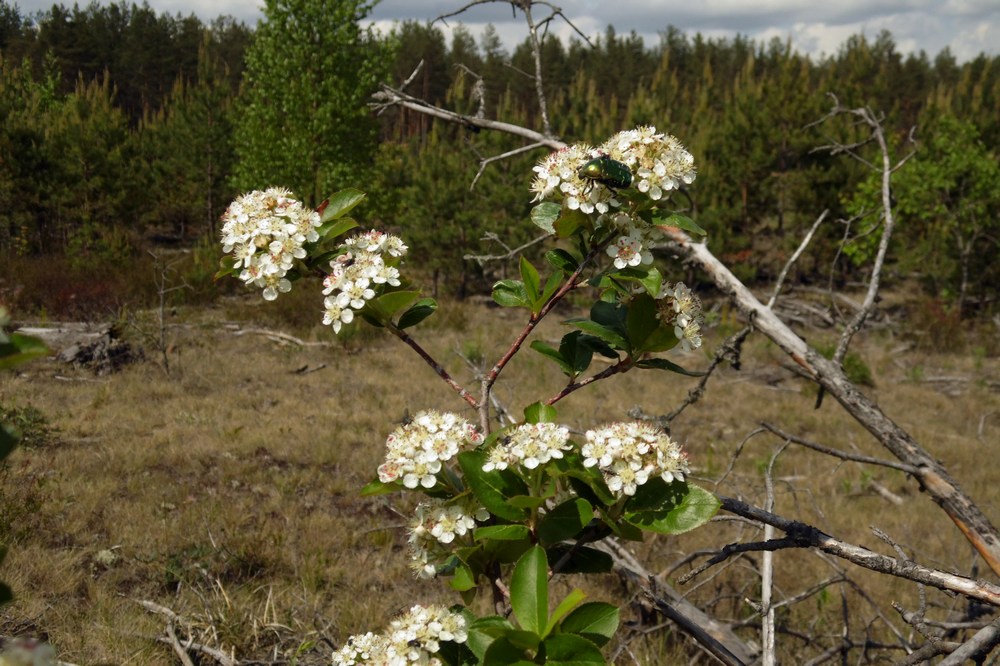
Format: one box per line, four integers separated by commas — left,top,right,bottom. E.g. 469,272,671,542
396,298,438,329
475,525,532,541
0,333,49,370
559,331,595,376
467,616,514,661
482,637,533,666
634,358,705,377
370,290,420,319
524,402,558,424
537,498,593,546
545,544,614,574
554,209,589,238
458,451,529,521
530,341,576,377
626,293,677,353
520,256,541,304
655,212,706,236
492,280,531,309
541,633,606,665
450,560,477,592
507,495,549,509
619,265,663,298
531,202,561,234
0,424,19,463
559,602,620,647
545,588,587,637
316,217,359,242
545,249,579,274
565,319,628,351
624,481,721,535
538,271,563,310
320,188,366,222
359,478,397,496
511,546,548,636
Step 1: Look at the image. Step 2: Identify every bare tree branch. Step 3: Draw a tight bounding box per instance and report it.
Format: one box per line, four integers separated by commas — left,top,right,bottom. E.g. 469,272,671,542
707,497,1000,606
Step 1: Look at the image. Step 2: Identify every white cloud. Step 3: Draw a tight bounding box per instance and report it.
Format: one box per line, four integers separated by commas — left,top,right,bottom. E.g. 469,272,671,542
10,0,999,62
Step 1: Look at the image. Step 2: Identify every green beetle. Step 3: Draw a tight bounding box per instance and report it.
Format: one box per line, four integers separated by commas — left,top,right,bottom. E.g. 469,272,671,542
578,154,633,190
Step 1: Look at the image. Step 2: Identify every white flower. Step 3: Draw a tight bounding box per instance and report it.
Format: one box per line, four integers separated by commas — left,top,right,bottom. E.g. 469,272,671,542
219,187,320,300
583,422,691,499
483,422,572,472
378,411,481,489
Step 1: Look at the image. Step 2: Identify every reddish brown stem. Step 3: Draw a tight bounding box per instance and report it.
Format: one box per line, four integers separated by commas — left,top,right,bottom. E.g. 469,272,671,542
545,357,633,405
386,323,478,409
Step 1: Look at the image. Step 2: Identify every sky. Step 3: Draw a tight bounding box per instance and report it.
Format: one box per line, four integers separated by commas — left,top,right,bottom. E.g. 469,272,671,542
13,0,1000,63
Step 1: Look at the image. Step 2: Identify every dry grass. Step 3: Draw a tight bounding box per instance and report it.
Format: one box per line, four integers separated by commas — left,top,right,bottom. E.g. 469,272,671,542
0,296,998,664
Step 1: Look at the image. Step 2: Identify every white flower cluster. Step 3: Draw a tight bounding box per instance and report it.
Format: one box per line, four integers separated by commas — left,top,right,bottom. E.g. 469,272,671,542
529,126,696,209
408,499,489,579
604,212,665,270
603,126,697,200
582,421,690,498
332,605,467,666
220,187,321,301
377,411,483,489
322,230,408,333
482,422,572,472
656,281,705,352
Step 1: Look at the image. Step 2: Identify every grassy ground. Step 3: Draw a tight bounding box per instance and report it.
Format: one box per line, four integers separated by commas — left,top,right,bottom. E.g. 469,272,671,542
1,295,998,664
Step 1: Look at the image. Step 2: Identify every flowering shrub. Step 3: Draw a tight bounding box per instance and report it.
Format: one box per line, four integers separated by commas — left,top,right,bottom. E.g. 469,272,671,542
219,127,718,665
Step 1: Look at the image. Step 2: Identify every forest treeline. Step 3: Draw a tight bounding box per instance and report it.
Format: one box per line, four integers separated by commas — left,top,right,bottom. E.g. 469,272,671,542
1,0,998,314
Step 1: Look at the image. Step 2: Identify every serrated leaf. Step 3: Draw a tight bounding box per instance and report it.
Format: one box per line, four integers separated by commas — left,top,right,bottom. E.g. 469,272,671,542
511,546,548,636
320,188,366,222
537,498,593,546
524,402,558,424
492,280,531,309
531,202,561,233
559,602,620,647
624,481,721,535
474,525,532,541
458,451,529,521
545,249,579,274
634,357,705,376
655,212,706,236
397,298,438,329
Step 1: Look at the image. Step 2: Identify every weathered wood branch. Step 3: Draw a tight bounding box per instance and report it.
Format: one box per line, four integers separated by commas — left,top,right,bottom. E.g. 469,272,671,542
664,227,1000,576
595,539,759,665
712,497,1000,606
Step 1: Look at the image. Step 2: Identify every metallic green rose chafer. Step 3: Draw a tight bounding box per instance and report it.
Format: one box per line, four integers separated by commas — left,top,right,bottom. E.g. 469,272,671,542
578,154,633,189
